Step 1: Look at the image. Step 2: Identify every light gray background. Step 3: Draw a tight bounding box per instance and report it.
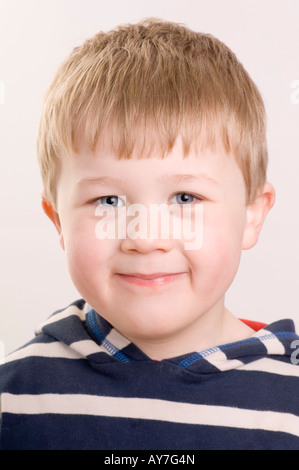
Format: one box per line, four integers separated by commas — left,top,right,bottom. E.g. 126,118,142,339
1,0,298,354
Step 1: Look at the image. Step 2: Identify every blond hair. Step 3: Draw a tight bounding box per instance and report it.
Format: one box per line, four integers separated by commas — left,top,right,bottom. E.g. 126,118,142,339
37,18,268,209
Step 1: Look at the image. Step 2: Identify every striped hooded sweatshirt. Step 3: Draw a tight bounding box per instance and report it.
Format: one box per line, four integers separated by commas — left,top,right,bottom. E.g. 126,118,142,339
1,299,299,450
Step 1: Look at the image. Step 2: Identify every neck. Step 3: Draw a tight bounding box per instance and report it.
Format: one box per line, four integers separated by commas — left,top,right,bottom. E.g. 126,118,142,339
125,303,255,361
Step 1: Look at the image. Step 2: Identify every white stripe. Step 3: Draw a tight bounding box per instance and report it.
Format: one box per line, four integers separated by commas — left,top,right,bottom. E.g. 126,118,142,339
70,340,107,357
2,393,299,438
241,358,299,377
264,336,285,355
105,329,131,351
4,342,84,363
4,339,108,364
254,329,285,355
204,348,243,371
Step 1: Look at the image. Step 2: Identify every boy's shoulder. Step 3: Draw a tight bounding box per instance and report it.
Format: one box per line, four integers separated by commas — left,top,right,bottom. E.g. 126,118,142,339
0,300,89,386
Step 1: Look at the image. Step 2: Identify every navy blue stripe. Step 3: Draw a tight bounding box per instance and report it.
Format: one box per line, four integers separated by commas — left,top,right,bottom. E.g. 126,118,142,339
2,413,299,450
42,315,91,345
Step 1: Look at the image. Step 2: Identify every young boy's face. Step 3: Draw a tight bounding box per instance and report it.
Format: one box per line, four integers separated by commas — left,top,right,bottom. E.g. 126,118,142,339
48,135,273,359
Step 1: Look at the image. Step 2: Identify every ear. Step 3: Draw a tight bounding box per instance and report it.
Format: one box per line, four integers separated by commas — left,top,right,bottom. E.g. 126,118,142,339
41,192,65,251
242,182,275,250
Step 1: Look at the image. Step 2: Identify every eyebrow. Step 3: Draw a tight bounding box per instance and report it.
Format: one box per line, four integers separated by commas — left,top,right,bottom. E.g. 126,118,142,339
77,173,218,186
160,173,218,185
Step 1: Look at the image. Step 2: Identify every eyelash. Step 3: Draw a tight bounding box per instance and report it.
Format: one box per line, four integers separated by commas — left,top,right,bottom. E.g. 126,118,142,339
92,192,204,207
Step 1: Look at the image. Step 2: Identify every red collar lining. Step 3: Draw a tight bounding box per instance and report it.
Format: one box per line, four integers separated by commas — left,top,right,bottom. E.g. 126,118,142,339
240,318,267,332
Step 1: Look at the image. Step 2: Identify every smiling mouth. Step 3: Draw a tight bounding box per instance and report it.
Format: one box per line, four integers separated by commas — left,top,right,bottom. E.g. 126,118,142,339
115,272,187,287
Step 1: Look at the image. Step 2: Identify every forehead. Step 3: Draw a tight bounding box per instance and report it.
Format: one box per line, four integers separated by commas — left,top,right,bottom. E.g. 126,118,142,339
55,136,248,208
63,135,242,186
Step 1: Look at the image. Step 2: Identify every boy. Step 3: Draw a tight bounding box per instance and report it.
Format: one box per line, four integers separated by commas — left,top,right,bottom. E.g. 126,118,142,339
1,18,299,450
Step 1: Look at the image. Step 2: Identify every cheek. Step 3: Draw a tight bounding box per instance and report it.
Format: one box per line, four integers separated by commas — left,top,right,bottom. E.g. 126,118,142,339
189,209,244,290
63,221,115,291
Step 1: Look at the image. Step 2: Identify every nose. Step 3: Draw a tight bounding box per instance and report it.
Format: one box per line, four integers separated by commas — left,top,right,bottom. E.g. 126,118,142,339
118,201,180,254
120,234,174,254
120,214,176,253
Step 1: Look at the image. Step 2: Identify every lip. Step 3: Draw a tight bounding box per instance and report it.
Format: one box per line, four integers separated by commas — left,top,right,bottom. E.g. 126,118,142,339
115,272,187,287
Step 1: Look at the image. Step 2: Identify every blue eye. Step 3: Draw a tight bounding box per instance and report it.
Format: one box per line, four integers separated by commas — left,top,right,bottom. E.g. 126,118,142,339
171,193,197,204
97,196,125,207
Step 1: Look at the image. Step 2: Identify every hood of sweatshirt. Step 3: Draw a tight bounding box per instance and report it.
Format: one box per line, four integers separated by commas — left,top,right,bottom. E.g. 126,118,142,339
33,299,299,374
